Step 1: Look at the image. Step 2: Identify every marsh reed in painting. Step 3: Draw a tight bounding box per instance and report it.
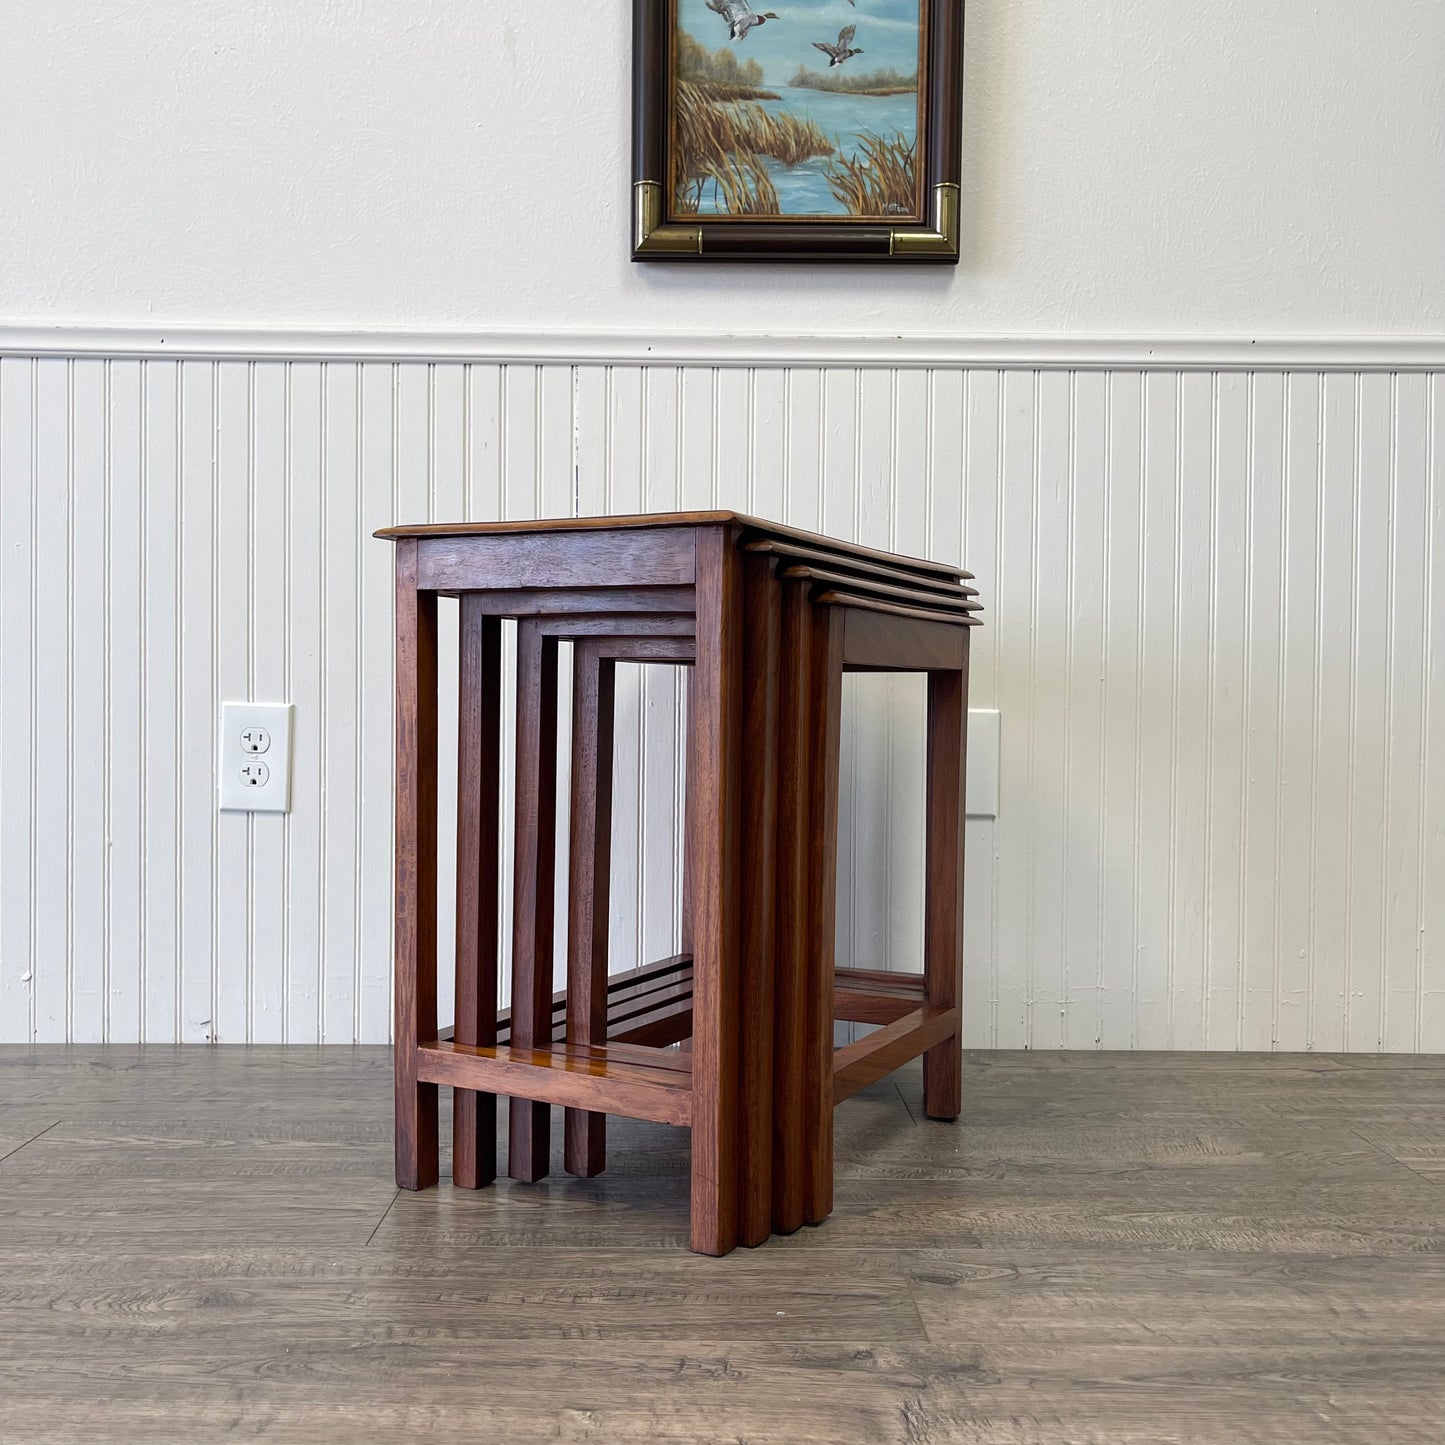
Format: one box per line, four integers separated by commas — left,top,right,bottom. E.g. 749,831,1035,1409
825,130,917,215
673,79,833,214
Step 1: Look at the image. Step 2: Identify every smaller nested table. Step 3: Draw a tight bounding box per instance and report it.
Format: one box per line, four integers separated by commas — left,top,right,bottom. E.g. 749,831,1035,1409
378,511,980,1256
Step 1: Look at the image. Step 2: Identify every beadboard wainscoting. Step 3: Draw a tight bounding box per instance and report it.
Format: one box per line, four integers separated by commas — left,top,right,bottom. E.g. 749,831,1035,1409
0,336,1441,1051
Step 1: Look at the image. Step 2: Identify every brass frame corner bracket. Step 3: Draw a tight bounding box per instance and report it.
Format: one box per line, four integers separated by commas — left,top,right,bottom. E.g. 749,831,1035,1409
633,181,703,258
890,184,961,261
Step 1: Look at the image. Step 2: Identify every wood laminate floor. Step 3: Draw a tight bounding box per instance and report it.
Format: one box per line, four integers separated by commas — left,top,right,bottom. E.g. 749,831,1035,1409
2,1047,1443,1444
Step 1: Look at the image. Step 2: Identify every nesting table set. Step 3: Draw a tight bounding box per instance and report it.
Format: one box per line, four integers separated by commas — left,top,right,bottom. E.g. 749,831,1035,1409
379,512,980,1255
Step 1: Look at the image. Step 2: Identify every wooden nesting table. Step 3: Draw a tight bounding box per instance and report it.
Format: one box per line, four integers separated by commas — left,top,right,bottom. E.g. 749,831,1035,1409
378,511,980,1255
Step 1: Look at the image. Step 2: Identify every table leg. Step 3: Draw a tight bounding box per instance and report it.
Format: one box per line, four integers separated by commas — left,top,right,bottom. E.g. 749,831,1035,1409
681,671,695,958
772,581,811,1235
453,599,501,1188
802,606,843,1226
394,538,439,1191
688,527,742,1257
565,641,616,1178
509,618,559,1182
738,552,780,1246
923,653,968,1121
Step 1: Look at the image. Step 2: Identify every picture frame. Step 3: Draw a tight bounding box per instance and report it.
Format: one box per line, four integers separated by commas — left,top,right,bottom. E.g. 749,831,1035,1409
632,0,962,263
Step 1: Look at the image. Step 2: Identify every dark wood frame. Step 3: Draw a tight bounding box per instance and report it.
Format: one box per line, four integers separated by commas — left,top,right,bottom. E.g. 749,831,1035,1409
633,0,964,263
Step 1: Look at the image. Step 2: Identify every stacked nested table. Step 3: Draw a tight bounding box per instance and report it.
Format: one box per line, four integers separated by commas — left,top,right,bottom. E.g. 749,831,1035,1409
378,511,980,1255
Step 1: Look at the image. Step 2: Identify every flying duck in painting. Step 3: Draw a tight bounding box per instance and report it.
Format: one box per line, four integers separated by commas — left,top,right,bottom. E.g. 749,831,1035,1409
813,24,863,66
706,0,779,41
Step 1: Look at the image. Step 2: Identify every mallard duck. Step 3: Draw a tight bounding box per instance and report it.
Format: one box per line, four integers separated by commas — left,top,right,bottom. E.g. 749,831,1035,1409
706,0,779,41
813,24,863,66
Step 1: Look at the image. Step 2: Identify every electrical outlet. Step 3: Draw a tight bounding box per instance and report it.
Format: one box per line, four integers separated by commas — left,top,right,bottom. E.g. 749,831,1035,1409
219,702,293,813
240,725,271,754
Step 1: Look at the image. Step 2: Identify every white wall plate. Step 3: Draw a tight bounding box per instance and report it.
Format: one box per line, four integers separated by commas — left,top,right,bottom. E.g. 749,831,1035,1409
218,702,294,813
966,709,999,819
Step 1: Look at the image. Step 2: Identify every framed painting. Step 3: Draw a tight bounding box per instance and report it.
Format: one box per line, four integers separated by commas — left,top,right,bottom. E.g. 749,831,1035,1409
632,0,962,263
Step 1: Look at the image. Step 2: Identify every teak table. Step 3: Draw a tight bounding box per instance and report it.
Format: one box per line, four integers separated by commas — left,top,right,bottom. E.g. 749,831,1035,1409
378,512,980,1255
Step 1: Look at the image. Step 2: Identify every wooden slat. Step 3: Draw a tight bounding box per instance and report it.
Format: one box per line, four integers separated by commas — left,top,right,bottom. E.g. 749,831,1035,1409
613,1003,694,1047
565,642,616,1177
603,953,694,993
741,517,972,583
831,1006,959,1104
681,672,696,956
841,608,971,672
378,509,972,582
604,971,695,1041
834,989,921,1026
738,550,780,1247
452,602,501,1189
803,605,844,1226
416,529,696,592
378,512,736,538
530,613,696,637
834,966,928,997
417,1041,692,1128
558,1039,695,1074
588,637,696,663
821,590,982,633
428,587,696,616
489,955,695,1044
923,661,967,1120
744,537,980,598
392,539,439,1191
508,619,559,1183
771,582,810,1235
472,960,918,1041
687,524,743,1256
780,564,981,615
835,968,928,1021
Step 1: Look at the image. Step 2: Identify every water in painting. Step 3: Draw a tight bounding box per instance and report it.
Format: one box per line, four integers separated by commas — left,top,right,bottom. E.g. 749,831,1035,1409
672,0,923,219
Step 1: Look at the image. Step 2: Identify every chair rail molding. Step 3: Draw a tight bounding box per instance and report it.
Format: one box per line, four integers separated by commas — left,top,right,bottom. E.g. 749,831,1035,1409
3,324,1444,372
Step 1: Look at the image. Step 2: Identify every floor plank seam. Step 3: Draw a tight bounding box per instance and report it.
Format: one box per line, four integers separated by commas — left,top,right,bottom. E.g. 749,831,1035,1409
0,1120,60,1168
1347,1127,1442,1187
901,1276,936,1345
363,1189,401,1246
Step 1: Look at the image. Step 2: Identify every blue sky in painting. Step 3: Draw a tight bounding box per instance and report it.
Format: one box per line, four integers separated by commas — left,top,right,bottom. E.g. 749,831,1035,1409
677,0,922,86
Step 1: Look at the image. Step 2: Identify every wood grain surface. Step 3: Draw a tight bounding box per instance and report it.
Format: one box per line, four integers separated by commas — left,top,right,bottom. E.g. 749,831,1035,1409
452,600,501,1191
392,538,439,1191
3,1045,1443,1444
564,642,617,1178
507,620,559,1183
376,510,971,582
685,525,743,1256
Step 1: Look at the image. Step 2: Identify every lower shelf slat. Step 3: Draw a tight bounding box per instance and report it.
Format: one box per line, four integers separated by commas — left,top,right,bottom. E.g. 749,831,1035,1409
834,967,926,1024
415,1040,692,1127
442,963,925,1042
432,963,941,1115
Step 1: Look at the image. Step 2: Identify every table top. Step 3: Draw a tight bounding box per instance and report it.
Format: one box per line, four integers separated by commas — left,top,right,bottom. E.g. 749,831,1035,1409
375,510,971,582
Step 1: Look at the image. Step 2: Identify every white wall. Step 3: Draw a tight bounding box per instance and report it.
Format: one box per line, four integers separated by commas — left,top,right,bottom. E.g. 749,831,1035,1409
1,3,1443,1049
1,0,1442,335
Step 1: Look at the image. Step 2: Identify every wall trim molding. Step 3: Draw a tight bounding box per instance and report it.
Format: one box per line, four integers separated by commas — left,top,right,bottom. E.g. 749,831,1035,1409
2,324,1443,372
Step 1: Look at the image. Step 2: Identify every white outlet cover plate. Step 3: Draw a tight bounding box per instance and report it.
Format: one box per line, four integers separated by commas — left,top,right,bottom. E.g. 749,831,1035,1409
219,702,294,813
965,709,999,819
